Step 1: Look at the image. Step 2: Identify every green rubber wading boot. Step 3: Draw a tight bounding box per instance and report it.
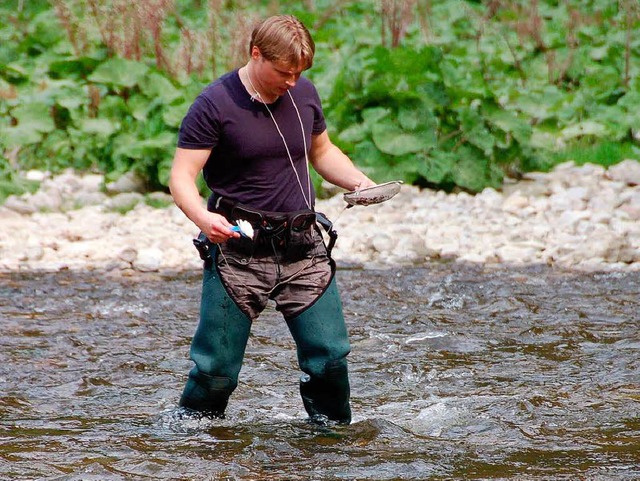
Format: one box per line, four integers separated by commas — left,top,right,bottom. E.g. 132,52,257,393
287,276,352,425
179,264,252,419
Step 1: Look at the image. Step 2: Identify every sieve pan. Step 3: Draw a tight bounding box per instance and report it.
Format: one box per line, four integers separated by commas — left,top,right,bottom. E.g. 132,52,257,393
343,181,403,207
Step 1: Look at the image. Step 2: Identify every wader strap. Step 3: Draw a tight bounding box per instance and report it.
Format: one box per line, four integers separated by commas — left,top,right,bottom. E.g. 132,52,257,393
193,231,213,268
315,212,337,257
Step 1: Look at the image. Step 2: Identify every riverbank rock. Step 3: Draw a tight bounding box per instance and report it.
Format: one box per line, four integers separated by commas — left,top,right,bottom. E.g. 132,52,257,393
1,161,639,272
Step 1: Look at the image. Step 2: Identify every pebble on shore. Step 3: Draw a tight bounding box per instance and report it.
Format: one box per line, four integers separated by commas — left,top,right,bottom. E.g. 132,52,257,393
1,161,639,273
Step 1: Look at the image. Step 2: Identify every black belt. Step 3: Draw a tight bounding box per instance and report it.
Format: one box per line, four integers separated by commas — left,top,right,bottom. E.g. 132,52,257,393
215,197,311,237
213,196,337,256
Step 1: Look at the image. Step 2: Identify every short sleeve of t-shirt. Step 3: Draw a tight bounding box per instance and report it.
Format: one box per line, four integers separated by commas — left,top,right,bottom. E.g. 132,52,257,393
177,86,222,149
310,87,326,135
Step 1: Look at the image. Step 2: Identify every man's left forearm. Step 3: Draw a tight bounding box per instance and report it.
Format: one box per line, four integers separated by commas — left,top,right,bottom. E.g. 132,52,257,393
312,144,374,191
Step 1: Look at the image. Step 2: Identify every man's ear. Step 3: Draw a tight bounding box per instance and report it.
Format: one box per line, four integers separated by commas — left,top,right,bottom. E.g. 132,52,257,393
250,46,261,60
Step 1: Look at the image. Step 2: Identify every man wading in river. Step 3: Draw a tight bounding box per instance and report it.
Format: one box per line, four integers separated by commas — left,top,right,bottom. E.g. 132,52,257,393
168,14,375,424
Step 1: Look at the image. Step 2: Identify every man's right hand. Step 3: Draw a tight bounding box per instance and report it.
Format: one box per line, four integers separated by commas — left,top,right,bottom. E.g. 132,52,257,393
169,148,241,245
198,211,241,244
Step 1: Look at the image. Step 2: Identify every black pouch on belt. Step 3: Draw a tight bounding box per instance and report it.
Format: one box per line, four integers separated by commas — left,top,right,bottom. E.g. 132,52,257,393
213,196,318,259
283,210,318,261
226,204,264,257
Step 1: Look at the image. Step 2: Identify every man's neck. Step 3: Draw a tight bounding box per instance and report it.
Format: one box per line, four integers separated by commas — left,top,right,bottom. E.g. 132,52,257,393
240,64,277,104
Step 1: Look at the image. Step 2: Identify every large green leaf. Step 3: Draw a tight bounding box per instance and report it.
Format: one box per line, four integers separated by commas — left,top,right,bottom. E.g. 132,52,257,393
363,46,444,105
28,9,65,49
156,156,174,187
484,106,532,144
351,139,388,168
587,104,632,141
529,129,559,151
582,65,622,99
440,59,489,99
88,58,149,89
0,125,43,148
139,72,182,104
128,94,153,121
361,107,391,126
452,147,501,192
337,123,368,144
561,121,608,140
113,132,175,160
12,102,55,133
421,151,455,184
49,57,100,79
369,45,442,79
78,118,118,137
617,91,640,110
459,107,494,155
56,94,84,111
512,86,566,122
371,121,433,156
398,104,438,132
99,95,130,118
162,102,190,128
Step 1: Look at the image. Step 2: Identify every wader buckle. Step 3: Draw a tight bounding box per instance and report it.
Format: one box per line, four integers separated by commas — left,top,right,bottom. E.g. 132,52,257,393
193,232,213,268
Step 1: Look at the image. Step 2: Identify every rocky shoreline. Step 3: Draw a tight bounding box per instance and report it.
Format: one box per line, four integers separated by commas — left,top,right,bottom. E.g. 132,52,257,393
1,160,639,273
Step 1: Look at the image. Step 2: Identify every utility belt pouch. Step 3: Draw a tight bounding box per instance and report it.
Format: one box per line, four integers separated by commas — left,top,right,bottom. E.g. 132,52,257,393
283,211,318,261
212,196,336,259
225,234,256,257
214,198,261,256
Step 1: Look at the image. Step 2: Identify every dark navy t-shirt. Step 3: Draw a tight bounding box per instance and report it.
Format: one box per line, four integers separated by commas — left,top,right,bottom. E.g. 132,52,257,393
177,69,327,212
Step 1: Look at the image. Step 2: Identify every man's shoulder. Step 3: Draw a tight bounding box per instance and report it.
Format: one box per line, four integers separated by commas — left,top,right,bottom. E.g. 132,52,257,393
296,75,316,91
198,70,240,102
291,76,321,103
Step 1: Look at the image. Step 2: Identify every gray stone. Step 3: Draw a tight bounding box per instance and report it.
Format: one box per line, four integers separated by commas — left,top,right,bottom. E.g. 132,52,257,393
606,159,640,185
107,192,144,212
133,248,164,272
105,171,147,194
3,196,36,215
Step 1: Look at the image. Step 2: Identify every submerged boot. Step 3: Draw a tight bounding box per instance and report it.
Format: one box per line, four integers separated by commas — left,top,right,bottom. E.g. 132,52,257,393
299,358,351,424
179,371,235,418
179,263,252,418
287,276,352,424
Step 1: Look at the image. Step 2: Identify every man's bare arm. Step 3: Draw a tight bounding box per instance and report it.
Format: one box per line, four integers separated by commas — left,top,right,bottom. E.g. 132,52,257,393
309,131,375,191
168,147,239,243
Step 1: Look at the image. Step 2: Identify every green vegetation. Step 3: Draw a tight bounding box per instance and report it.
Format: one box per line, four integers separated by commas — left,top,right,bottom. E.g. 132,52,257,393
1,0,639,203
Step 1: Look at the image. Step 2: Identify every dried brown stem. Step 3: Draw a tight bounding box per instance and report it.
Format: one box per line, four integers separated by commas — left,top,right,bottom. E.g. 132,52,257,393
381,0,416,48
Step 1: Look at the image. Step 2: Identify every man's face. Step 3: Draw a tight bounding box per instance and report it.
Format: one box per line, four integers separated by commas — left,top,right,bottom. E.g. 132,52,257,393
252,47,305,99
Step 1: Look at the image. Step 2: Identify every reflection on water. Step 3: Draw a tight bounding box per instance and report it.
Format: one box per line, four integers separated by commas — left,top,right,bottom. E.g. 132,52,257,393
1,264,638,480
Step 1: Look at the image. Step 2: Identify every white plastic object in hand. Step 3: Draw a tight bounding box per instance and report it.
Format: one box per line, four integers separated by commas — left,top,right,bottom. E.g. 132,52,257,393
230,219,254,238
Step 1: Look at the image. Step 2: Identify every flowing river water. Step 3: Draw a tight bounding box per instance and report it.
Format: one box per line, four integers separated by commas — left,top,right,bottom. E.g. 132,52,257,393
1,264,638,480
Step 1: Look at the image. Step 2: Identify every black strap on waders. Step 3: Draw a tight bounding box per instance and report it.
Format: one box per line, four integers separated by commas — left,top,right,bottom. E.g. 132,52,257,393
193,231,213,268
315,212,337,257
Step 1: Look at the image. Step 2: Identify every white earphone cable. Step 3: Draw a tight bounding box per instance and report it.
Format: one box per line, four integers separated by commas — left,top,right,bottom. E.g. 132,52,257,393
246,68,312,210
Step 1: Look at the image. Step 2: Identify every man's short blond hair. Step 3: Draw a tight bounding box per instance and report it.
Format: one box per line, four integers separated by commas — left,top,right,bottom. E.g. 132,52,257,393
250,15,315,70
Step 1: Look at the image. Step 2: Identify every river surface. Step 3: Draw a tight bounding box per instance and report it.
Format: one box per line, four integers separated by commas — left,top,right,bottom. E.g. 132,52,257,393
1,264,638,480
